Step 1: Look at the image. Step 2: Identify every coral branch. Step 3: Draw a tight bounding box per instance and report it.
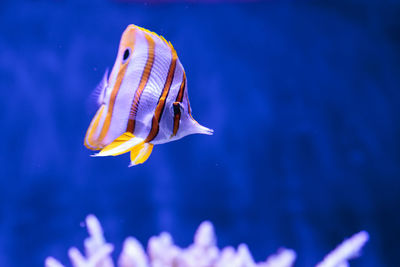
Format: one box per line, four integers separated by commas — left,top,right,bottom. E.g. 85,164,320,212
262,248,296,267
45,257,64,267
316,231,369,267
45,215,368,267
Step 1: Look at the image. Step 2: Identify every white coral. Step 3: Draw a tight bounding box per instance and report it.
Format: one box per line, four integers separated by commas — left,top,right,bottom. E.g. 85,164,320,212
45,215,368,267
316,231,369,267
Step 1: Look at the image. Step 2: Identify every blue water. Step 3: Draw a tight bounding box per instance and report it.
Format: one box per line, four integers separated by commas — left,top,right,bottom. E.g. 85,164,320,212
0,0,399,266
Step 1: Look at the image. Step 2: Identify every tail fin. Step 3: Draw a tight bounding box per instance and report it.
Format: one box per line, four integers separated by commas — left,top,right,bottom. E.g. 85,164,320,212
188,118,214,136
193,121,214,135
93,132,154,166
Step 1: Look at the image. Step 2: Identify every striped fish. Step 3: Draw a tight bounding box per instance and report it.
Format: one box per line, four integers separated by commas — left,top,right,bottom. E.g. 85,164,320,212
84,24,213,167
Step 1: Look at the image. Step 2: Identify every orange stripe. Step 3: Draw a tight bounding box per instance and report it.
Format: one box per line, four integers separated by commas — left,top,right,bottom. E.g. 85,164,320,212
97,63,129,145
176,72,186,103
145,45,177,143
171,72,186,137
97,31,136,145
84,105,105,150
127,34,155,133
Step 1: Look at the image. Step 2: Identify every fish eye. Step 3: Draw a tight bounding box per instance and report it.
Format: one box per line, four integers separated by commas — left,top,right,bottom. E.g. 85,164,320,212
122,48,131,63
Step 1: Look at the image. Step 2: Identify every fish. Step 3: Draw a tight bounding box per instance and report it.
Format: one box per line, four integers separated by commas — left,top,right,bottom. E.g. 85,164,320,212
84,24,213,167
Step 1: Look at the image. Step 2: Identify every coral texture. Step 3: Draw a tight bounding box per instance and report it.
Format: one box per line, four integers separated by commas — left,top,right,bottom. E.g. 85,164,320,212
45,215,368,267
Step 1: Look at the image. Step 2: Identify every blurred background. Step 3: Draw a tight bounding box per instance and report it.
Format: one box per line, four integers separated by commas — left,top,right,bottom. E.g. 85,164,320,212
0,0,399,266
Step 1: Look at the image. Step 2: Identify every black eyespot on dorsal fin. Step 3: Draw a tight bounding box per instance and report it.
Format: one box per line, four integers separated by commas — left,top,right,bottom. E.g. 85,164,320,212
173,102,181,116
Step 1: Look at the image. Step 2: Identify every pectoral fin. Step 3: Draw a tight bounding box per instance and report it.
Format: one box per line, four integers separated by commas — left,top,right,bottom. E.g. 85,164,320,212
93,132,154,166
93,132,142,157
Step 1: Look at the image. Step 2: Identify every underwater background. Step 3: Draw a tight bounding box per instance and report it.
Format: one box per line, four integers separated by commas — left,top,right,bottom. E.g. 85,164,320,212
0,0,399,266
